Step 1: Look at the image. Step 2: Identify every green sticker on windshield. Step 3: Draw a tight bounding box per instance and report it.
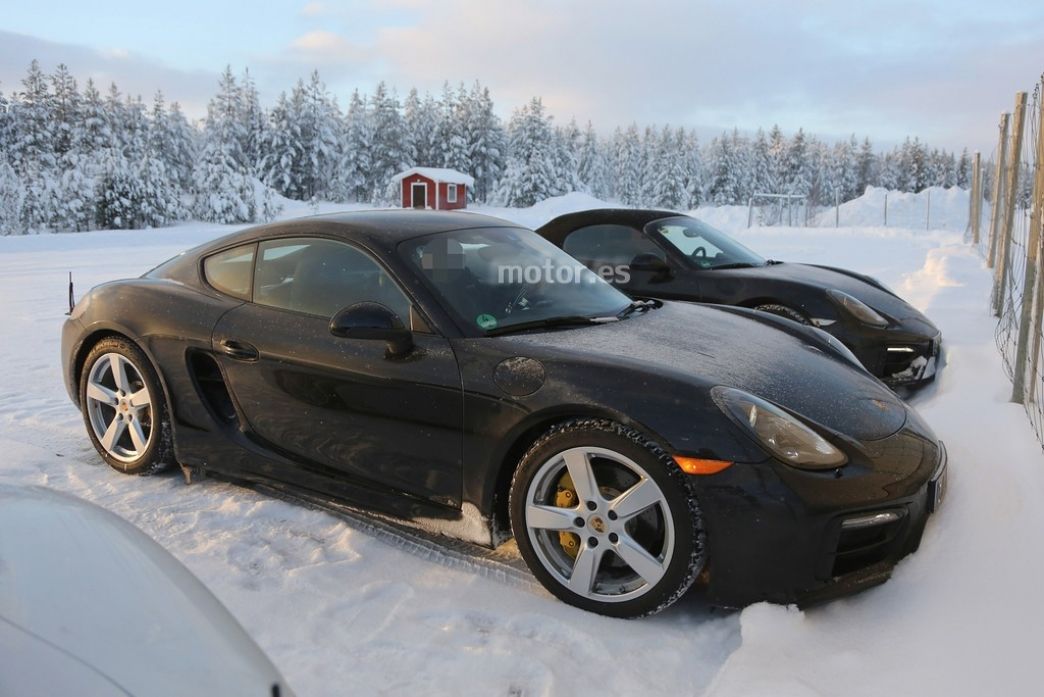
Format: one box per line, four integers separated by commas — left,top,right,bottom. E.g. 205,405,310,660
476,314,498,330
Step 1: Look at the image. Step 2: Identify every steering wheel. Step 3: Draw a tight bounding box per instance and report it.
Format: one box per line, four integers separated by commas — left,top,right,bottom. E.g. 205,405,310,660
690,246,707,260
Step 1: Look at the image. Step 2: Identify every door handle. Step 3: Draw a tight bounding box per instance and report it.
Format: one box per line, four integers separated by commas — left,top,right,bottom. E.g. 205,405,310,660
220,339,259,362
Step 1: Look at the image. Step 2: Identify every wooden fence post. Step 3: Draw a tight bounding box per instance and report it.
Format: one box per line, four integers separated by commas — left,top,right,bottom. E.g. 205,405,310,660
971,151,983,244
993,92,1028,318
1018,84,1044,402
988,113,1011,268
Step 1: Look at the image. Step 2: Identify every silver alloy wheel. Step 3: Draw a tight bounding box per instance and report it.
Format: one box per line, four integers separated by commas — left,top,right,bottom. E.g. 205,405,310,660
85,352,154,466
524,446,675,603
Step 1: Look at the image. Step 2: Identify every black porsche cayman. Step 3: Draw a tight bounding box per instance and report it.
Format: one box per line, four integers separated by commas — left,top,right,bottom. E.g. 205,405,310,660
537,209,942,387
61,210,946,617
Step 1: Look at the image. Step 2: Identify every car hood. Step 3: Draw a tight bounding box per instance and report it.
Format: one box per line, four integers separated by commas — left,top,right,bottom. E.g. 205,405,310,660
0,485,291,697
499,301,909,442
724,262,932,325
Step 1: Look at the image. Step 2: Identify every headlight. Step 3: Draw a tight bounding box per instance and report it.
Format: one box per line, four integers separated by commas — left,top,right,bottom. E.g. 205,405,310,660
827,289,888,328
712,387,847,469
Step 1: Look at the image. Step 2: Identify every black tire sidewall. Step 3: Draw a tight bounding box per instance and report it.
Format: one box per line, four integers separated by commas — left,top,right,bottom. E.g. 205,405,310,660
754,303,809,324
510,420,703,618
79,337,172,475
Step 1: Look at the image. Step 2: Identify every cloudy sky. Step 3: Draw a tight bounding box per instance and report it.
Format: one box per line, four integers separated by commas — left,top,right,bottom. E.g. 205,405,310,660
3,0,1044,151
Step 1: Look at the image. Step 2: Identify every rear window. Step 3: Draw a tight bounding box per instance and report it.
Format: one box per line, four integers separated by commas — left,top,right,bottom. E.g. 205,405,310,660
203,244,256,300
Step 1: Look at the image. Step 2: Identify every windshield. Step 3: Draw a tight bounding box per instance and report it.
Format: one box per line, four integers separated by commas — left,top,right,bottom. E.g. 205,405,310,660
647,216,766,270
401,227,631,334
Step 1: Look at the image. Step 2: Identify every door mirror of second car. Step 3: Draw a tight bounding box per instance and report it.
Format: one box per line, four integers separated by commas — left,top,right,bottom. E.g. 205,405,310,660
330,302,414,357
629,253,672,282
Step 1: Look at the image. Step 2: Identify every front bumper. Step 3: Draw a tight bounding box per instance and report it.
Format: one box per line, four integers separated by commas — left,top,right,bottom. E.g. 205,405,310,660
844,325,942,388
690,434,946,608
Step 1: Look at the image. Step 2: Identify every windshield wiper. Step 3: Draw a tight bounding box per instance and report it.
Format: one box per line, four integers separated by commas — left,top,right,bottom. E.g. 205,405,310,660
617,299,658,319
485,315,616,336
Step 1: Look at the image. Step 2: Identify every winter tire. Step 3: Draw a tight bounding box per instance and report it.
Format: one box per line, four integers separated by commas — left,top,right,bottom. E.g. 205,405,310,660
754,303,809,324
509,419,704,618
80,336,174,475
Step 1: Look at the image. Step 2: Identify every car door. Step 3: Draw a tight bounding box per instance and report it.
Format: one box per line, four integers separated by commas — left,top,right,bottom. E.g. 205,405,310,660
211,236,464,507
560,223,698,299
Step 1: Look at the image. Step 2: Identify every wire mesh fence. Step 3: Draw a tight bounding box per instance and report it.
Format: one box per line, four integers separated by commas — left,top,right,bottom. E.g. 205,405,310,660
970,78,1044,447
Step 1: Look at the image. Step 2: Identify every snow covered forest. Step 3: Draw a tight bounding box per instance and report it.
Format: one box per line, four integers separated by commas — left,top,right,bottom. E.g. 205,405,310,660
0,60,974,235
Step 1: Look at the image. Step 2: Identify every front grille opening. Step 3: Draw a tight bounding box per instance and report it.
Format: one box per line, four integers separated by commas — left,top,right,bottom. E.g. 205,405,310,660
189,352,238,426
832,516,905,577
883,346,923,378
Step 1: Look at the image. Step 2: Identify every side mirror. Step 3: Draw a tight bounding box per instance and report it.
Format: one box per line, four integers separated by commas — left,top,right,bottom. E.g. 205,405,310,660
330,302,414,357
629,253,672,282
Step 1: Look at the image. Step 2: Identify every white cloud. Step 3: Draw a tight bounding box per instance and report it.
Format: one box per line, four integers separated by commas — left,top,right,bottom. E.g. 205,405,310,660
300,2,328,18
0,30,217,119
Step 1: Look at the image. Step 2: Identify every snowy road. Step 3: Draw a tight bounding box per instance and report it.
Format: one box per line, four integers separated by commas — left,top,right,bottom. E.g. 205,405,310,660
1,198,1041,696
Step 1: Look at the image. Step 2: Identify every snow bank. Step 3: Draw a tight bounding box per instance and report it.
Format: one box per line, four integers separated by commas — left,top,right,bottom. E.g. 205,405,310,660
814,185,969,231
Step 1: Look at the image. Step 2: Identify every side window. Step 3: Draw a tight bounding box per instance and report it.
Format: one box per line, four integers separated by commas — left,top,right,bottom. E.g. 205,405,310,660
254,238,412,321
203,244,256,300
562,225,665,274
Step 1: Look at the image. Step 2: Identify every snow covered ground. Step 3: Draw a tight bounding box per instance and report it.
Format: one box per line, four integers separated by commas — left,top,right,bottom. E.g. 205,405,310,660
1,192,1041,697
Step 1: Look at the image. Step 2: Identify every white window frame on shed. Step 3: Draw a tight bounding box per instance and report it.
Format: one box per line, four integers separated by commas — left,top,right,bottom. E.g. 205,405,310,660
411,181,428,208
446,183,458,204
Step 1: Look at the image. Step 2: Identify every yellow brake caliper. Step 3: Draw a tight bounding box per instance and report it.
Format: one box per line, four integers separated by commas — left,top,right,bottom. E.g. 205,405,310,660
555,472,581,559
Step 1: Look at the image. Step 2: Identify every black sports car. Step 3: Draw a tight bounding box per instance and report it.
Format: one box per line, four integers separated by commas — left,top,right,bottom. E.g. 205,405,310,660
537,209,942,387
61,210,946,617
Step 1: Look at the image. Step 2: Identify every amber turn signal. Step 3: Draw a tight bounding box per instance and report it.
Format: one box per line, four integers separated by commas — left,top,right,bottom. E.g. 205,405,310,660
672,455,733,475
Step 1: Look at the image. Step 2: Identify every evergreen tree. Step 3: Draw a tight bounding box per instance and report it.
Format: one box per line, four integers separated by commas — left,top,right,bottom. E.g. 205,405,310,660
649,126,688,209
192,67,256,223
577,121,610,199
13,60,55,232
369,81,406,203
296,71,341,201
465,83,505,202
612,124,643,205
337,89,373,202
496,97,559,207
683,130,704,208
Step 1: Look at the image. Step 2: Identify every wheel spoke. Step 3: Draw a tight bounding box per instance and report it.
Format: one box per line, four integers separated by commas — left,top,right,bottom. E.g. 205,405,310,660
563,449,600,503
127,418,148,452
100,417,127,452
609,477,662,520
615,534,666,586
86,382,118,406
128,388,151,409
568,543,603,595
110,354,130,392
526,504,577,531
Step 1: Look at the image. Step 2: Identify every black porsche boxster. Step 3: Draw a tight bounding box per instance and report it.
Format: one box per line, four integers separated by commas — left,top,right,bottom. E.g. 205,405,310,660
62,210,946,617
537,209,942,387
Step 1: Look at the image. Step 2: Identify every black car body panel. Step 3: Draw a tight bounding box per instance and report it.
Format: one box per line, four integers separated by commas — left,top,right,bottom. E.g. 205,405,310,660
62,210,944,606
536,208,942,386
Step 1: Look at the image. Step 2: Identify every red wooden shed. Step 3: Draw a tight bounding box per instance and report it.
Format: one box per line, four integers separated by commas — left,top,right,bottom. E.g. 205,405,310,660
392,167,474,211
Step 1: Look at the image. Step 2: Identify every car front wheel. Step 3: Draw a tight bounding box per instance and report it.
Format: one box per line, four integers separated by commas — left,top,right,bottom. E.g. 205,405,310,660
510,419,705,618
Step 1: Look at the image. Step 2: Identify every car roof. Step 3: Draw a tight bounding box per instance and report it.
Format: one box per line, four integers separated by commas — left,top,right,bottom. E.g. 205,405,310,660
535,208,686,244
196,209,527,256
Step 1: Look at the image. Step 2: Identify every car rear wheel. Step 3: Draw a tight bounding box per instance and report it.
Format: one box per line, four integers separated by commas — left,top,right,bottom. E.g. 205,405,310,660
80,337,173,475
509,419,704,618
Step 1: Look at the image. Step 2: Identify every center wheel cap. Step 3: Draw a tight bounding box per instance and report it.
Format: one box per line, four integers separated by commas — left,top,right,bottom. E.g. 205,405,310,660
589,516,607,534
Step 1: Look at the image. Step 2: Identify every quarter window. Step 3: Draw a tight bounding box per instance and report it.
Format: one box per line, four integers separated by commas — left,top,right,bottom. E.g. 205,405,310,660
562,225,665,273
253,238,412,321
203,244,256,300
